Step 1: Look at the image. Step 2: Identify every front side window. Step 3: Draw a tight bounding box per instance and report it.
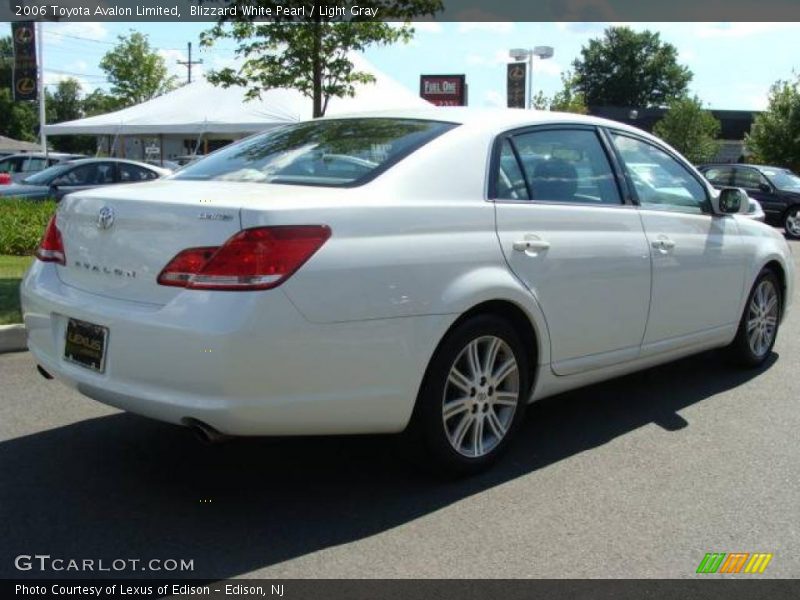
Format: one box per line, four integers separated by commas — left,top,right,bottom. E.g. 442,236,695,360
499,128,621,205
732,167,767,190
59,164,99,186
174,118,457,187
612,133,709,214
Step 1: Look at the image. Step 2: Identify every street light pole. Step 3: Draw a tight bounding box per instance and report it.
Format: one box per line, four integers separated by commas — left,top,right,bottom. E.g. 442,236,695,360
37,21,46,155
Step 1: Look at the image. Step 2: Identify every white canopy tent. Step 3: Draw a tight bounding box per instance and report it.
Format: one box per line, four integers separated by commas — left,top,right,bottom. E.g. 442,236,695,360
44,55,432,137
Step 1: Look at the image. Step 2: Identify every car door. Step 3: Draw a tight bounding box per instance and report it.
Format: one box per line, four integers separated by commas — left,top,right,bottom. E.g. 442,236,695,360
732,166,782,219
53,162,115,199
608,131,746,354
493,126,652,376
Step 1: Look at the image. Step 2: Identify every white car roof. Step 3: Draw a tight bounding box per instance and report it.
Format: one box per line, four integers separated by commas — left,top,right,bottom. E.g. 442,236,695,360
318,107,653,138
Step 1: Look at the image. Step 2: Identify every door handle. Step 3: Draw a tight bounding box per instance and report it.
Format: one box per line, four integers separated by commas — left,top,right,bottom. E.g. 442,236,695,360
651,236,676,253
513,238,551,252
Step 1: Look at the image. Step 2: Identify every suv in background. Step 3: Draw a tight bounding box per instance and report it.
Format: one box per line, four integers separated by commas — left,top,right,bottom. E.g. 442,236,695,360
0,152,87,183
698,163,800,238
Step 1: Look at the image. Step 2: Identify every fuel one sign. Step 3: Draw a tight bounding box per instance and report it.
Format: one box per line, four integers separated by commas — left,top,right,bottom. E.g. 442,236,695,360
420,75,467,107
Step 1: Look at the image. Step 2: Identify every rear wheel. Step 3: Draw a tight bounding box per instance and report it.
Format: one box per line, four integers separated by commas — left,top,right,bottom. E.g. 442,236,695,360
729,270,782,367
783,206,800,239
411,315,530,475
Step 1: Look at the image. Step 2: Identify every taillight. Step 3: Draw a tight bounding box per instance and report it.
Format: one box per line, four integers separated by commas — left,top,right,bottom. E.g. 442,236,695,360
157,225,331,291
35,215,66,265
0,173,11,185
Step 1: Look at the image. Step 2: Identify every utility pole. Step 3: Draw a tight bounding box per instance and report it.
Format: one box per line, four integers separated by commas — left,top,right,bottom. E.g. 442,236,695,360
177,42,203,84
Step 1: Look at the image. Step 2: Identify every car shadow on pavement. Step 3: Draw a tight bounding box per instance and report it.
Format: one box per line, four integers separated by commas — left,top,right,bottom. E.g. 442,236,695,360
0,349,777,579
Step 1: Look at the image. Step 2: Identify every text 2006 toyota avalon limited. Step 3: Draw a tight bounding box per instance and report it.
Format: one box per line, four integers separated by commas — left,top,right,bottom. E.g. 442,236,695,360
21,109,794,474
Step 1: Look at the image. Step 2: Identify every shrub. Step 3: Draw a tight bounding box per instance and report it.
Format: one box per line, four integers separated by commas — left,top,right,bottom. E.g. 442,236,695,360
0,199,58,256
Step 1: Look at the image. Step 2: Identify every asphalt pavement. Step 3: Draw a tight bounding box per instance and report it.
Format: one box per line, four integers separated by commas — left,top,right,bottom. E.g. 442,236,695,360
1,240,798,579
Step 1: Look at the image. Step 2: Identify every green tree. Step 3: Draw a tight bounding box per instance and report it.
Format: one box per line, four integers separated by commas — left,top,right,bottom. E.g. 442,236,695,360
572,26,692,108
530,90,549,110
653,95,721,164
45,78,96,154
529,72,587,114
82,88,124,116
549,71,588,114
746,77,800,171
47,78,83,123
99,31,177,107
0,36,38,141
201,1,442,117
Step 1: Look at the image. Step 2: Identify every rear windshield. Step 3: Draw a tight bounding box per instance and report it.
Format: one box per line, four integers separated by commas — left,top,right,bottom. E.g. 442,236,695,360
173,118,456,187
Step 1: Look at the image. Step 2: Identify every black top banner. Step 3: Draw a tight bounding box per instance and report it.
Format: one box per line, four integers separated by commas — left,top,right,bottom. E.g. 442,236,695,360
2,0,800,21
10,20,37,101
5,579,800,600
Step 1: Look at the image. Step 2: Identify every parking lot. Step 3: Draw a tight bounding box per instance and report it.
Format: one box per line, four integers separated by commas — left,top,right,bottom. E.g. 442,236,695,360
1,239,798,580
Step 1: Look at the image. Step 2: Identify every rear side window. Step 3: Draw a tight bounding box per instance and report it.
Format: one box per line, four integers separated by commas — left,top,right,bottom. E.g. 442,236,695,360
496,140,529,200
703,166,734,186
23,157,47,172
174,118,457,187
495,128,621,205
119,163,158,182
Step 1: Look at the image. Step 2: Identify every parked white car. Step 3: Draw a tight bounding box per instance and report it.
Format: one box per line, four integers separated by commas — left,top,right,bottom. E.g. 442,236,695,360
21,108,795,474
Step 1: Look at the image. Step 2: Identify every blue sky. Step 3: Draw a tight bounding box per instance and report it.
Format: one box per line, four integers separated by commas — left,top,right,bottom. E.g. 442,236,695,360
11,21,800,111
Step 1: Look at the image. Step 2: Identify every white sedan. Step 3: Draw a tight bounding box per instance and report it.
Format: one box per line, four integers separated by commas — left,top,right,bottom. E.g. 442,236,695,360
21,108,795,474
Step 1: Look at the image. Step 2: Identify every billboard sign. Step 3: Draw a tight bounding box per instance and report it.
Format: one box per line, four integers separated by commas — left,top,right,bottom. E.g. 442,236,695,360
11,21,38,102
420,75,467,106
507,62,526,108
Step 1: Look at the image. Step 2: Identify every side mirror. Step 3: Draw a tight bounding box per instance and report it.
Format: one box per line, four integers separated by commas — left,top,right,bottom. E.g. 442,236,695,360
713,187,749,215
758,182,772,193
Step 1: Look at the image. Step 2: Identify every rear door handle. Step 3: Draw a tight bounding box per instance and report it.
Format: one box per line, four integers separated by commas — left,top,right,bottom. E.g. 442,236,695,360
513,236,551,253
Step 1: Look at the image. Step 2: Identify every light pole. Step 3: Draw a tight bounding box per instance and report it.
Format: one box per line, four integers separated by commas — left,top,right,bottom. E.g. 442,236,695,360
509,46,554,109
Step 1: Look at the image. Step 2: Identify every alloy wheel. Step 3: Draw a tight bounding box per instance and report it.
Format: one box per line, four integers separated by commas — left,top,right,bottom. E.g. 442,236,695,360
746,279,779,357
786,209,800,238
441,335,520,458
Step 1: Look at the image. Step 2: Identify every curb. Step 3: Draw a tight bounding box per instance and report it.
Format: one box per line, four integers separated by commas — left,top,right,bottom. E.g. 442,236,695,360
0,324,27,354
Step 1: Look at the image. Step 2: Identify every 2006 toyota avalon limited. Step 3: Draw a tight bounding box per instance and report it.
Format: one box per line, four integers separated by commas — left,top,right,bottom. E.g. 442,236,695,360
21,108,795,474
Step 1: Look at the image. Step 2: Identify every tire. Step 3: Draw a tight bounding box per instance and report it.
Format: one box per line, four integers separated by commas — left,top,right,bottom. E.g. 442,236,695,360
409,314,531,476
783,206,800,239
728,270,782,367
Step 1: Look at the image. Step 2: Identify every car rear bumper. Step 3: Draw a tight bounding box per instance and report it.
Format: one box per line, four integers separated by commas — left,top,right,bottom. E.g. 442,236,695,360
21,261,449,436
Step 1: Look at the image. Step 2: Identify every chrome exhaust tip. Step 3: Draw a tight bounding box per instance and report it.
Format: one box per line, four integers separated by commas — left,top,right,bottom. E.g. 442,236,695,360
182,418,230,445
36,365,54,380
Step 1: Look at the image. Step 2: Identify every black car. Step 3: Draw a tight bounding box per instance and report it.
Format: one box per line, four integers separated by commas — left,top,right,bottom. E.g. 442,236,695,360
697,163,800,238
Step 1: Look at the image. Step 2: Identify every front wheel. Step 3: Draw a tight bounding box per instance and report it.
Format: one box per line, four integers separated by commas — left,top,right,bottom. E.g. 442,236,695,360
783,206,800,239
728,270,782,367
410,315,530,475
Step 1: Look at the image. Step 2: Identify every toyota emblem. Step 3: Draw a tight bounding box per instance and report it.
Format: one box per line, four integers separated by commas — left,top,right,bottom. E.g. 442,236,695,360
97,206,115,230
